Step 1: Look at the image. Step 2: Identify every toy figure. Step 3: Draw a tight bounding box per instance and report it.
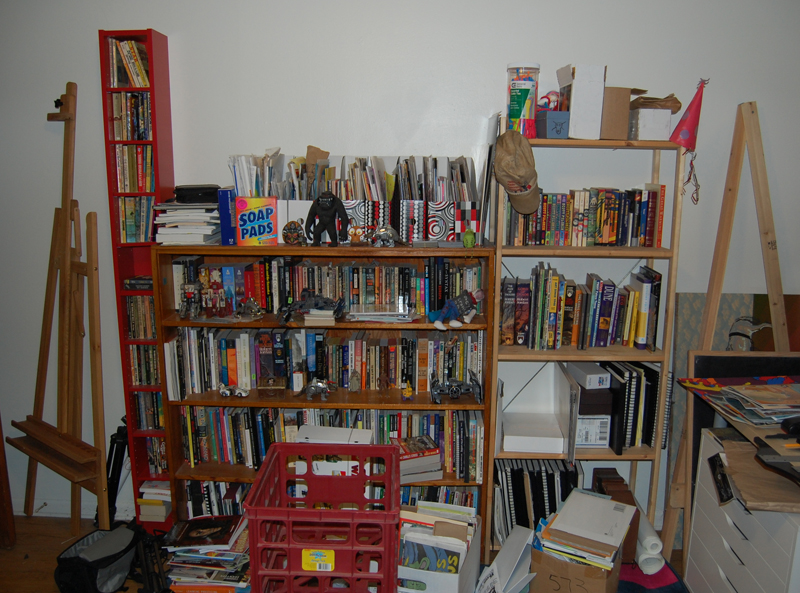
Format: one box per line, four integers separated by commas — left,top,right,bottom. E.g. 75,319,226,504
428,288,485,331
462,226,476,248
305,191,349,247
282,218,307,246
347,218,365,244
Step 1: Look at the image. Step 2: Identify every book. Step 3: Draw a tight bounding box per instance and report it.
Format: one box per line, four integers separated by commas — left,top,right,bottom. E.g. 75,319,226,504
235,196,278,246
164,516,246,552
392,434,441,461
628,273,652,350
514,278,531,346
400,467,444,485
500,278,517,346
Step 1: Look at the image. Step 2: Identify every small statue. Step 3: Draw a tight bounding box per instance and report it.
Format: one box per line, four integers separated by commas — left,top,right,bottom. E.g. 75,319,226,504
305,191,349,247
462,226,476,248
349,370,362,392
367,224,403,247
282,218,307,246
428,288,485,331
347,218,365,244
179,282,203,320
218,383,249,398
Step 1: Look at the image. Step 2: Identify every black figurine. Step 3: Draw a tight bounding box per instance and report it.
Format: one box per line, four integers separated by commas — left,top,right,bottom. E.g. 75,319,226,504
305,191,349,246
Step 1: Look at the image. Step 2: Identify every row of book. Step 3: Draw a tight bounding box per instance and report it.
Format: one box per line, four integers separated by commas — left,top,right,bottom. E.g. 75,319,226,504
504,184,666,248
501,263,662,351
118,196,156,244
108,38,150,88
184,480,252,520
164,325,485,399
400,484,480,510
171,254,484,319
178,404,484,483
145,435,168,476
128,344,159,386
596,362,670,452
132,390,163,431
125,294,156,339
114,144,153,193
110,91,151,141
493,458,583,546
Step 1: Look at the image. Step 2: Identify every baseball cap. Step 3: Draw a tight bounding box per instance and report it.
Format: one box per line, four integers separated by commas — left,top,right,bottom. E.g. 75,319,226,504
494,130,540,214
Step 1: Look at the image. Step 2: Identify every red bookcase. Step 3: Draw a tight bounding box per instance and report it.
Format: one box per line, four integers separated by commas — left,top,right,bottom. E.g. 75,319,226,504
98,29,175,531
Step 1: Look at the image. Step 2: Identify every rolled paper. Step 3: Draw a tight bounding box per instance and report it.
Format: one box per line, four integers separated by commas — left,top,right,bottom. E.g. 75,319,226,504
636,541,665,576
636,505,663,555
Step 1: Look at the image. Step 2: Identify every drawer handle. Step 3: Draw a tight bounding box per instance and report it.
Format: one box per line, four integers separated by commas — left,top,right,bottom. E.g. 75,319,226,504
722,537,745,566
717,564,740,593
724,510,749,540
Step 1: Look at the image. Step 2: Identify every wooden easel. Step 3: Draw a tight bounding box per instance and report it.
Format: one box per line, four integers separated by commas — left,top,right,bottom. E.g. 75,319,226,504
5,83,110,535
661,102,790,569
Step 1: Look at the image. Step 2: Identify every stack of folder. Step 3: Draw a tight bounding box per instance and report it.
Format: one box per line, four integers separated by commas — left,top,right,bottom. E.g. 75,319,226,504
534,489,636,570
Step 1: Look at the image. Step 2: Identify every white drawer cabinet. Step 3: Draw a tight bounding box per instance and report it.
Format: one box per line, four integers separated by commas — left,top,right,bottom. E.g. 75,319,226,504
686,429,800,593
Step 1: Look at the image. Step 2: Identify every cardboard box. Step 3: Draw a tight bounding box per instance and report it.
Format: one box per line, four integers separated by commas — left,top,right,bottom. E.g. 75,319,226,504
398,517,482,593
578,386,612,415
531,547,621,593
628,108,672,141
600,87,646,140
556,64,607,140
535,111,570,139
296,425,374,444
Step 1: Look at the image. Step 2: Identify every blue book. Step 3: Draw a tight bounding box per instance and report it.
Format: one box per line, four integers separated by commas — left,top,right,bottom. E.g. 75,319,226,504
306,331,316,374
595,280,618,348
218,187,237,246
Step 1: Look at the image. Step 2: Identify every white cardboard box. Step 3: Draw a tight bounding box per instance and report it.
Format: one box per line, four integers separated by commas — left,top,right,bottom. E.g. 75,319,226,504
557,64,607,140
576,415,611,447
295,425,374,444
628,108,672,141
398,517,482,593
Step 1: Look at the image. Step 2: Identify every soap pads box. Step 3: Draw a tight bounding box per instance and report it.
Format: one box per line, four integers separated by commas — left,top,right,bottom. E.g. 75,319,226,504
557,64,607,140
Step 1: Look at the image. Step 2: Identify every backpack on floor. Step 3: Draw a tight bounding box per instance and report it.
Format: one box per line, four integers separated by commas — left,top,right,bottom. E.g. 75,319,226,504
54,523,139,593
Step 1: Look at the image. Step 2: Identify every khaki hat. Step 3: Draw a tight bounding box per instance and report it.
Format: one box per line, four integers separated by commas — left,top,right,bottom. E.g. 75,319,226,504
494,130,540,214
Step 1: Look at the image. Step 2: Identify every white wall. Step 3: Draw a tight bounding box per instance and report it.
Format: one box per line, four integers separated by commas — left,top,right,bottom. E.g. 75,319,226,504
1,0,798,520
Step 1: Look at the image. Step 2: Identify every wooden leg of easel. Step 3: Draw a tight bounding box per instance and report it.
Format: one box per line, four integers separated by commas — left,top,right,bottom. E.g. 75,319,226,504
68,203,85,535
0,410,15,548
741,102,790,351
24,210,64,517
661,426,686,562
86,213,109,530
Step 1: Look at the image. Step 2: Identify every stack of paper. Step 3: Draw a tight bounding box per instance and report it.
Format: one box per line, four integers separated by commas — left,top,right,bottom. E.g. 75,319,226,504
154,201,221,245
534,489,636,570
165,515,250,591
137,480,172,522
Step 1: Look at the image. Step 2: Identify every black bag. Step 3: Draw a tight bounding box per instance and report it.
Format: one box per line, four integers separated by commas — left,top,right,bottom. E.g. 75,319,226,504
174,184,220,204
54,524,139,593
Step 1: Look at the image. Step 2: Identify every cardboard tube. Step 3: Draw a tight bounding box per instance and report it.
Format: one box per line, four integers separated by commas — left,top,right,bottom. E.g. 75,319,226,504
636,506,662,554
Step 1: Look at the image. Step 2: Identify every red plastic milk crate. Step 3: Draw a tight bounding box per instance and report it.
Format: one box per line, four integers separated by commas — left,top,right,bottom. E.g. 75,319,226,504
244,443,400,593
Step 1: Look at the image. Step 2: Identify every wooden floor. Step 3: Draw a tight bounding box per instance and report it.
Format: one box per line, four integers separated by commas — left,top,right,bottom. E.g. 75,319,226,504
0,515,140,593
1,515,686,592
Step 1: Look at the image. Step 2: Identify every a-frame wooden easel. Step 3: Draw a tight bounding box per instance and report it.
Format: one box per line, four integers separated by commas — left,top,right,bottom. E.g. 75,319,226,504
5,83,110,534
661,101,790,568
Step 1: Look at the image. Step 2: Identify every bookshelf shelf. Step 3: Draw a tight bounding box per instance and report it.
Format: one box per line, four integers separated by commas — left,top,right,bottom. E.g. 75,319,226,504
152,243,496,536
99,28,175,530
485,136,684,557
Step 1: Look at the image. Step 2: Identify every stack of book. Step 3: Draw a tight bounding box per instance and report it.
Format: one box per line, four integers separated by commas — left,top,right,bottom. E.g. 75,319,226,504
137,480,172,523
392,435,443,485
534,489,636,571
154,201,221,245
164,515,250,591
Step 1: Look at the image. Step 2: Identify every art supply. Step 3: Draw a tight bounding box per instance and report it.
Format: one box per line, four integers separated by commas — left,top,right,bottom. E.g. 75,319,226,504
507,62,540,138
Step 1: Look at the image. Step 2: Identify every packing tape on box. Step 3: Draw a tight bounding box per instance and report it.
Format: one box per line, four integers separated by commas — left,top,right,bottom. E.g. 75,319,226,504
636,542,665,575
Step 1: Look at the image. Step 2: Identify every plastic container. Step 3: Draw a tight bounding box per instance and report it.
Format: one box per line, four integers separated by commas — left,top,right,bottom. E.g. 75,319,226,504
507,62,540,138
244,442,400,593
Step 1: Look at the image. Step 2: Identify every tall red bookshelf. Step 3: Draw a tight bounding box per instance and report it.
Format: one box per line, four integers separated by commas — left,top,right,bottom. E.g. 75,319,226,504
98,29,175,531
